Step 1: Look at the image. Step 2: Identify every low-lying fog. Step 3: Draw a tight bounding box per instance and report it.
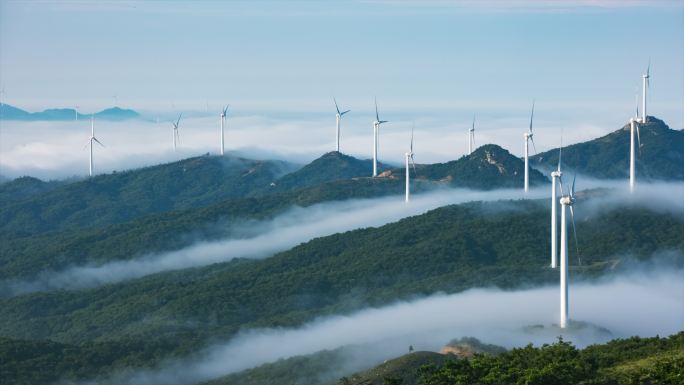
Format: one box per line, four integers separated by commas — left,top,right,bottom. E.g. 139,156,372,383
1,111,623,180
4,181,682,297
70,264,684,385
2,187,547,295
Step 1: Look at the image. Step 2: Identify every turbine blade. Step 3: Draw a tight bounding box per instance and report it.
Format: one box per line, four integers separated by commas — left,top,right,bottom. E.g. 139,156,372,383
375,97,380,122
334,97,340,115
557,175,564,195
223,105,229,115
341,109,350,115
176,113,182,126
636,122,642,156
571,173,576,197
410,155,417,175
379,120,388,124
410,122,414,153
529,100,535,133
530,136,537,155
569,205,581,266
93,138,105,147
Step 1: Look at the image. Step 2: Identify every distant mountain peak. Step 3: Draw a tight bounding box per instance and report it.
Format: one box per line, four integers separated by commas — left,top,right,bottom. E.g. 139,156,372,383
533,116,683,180
0,103,141,121
385,143,547,189
268,151,380,192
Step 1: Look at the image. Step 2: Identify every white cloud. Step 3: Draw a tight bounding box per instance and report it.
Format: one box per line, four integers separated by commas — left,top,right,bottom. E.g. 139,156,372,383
0,108,650,180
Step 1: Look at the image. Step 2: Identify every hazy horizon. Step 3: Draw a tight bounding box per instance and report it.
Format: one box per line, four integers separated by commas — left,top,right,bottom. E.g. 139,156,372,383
2,1,682,179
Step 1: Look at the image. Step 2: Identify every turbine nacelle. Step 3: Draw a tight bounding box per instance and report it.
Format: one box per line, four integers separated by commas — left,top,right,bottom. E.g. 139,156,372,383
559,195,574,205
172,113,182,130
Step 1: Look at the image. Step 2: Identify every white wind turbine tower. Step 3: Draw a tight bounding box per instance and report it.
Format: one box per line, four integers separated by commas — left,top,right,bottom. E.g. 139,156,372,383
524,101,537,192
172,113,182,152
334,97,350,152
629,96,642,193
220,105,229,156
86,115,105,177
468,115,475,155
405,124,417,202
550,138,562,269
558,174,579,329
372,98,388,177
641,61,650,123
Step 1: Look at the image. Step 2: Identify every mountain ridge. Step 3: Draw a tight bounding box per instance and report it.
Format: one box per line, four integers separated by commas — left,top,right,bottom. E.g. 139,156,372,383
0,104,142,121
532,116,684,180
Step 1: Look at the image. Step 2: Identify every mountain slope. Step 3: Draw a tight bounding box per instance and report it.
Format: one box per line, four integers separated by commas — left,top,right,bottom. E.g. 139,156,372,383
91,107,140,120
0,142,544,241
532,116,684,180
0,155,296,237
1,199,681,345
0,176,405,280
269,151,387,192
0,176,64,206
416,333,684,385
273,144,547,195
335,351,449,385
0,144,546,278
0,104,31,120
402,144,548,189
0,198,681,384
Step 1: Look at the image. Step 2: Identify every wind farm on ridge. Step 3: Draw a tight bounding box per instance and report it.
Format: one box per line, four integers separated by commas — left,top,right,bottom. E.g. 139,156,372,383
26,63,664,332
0,2,682,384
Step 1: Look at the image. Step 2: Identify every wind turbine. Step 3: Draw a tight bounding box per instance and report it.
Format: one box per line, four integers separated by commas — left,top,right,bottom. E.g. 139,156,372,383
629,96,642,193
468,115,475,155
85,115,105,177
372,98,388,177
405,124,417,202
220,105,229,156
524,101,537,192
75,105,79,121
334,97,350,153
558,174,579,329
641,61,650,123
172,113,182,152
550,136,563,269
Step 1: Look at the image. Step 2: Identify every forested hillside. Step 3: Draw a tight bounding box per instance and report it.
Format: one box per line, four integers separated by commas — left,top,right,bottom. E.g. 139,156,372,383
0,154,296,236
0,198,682,384
532,116,684,180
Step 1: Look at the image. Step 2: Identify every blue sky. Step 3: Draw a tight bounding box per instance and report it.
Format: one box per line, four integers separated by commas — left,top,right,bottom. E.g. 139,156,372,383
1,1,682,119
